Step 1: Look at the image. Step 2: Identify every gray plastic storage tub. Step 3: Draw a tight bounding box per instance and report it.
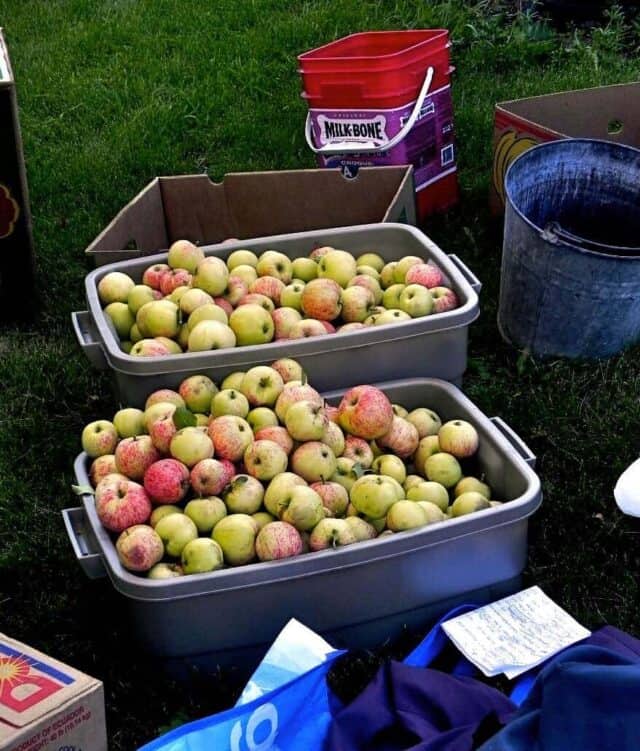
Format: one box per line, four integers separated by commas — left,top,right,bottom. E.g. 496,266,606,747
72,224,481,405
63,379,541,669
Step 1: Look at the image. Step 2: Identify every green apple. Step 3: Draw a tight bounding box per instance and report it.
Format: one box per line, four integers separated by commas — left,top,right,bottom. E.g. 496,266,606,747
292,257,318,282
340,286,375,323
98,271,135,305
386,500,428,531
317,249,357,288
398,284,434,318
264,472,307,516
224,474,265,514
404,474,424,492
150,505,183,528
177,324,190,349
227,249,259,269
374,309,411,325
155,513,198,557
280,486,325,531
127,284,155,315
350,475,398,518
193,256,229,296
416,501,447,523
179,374,218,413
414,435,441,475
309,518,357,550
130,323,143,343
113,408,146,438
392,404,408,418
155,336,182,354
184,497,227,533
168,285,190,304
120,340,132,354
382,284,406,309
143,402,176,432
230,264,258,287
438,420,479,458
407,481,449,512
280,281,305,311
322,421,345,457
344,516,377,541
451,491,491,517
179,288,214,316
187,303,228,330
240,365,284,407
170,427,214,466
252,511,277,531
331,457,359,492
212,389,250,418
256,250,292,283
454,477,491,499
81,420,119,458
137,300,180,338
285,400,327,441
424,452,462,488
291,441,337,483
356,265,381,281
348,274,382,305
181,537,224,574
244,440,288,481
229,304,275,346
407,408,441,438
247,407,279,431
187,320,236,351
104,302,135,339
212,514,258,565
167,239,205,273
379,262,398,289
147,562,184,579
356,252,385,272
221,371,246,390
394,255,423,284
372,454,407,484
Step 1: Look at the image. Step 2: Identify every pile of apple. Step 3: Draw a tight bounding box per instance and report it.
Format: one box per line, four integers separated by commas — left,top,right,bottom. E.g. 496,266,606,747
80,359,501,578
96,239,459,355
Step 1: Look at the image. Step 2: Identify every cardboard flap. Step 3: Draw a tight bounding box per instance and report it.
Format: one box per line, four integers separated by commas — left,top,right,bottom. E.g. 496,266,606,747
0,30,13,84
85,177,167,258
0,635,94,728
499,82,640,146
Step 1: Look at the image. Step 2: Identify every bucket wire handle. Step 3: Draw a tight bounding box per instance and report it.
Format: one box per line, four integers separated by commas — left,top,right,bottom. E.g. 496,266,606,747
304,66,435,156
544,221,640,254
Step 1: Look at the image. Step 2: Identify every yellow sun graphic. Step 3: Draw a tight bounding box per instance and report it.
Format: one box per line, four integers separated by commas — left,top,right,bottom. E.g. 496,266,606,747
0,656,30,686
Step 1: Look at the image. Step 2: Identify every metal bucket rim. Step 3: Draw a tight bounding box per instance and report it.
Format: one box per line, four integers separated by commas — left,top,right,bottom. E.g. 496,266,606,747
504,137,640,260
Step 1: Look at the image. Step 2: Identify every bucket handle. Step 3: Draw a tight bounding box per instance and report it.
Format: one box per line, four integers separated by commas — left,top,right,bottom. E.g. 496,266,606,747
543,221,640,255
304,66,434,156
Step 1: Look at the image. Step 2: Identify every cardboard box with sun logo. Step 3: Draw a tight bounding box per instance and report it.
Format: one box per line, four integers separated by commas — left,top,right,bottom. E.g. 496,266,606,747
0,28,36,319
490,81,640,214
0,634,106,751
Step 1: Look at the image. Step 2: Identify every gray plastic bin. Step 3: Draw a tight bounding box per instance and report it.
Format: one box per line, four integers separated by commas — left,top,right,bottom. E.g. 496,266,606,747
72,224,481,405
63,379,541,668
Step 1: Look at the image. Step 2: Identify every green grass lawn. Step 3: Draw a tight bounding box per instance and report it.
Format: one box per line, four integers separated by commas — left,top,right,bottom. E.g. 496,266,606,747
2,1,640,747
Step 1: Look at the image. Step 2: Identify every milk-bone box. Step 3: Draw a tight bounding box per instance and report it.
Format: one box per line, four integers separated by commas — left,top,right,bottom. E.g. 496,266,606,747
0,634,107,751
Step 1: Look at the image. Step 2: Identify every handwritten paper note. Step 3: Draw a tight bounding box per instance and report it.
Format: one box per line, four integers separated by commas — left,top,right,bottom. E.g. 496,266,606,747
442,586,591,679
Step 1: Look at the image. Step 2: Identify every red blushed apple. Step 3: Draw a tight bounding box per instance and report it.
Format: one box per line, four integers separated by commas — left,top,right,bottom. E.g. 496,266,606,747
208,415,253,462
288,319,328,339
310,245,333,261
301,278,342,321
377,415,420,459
237,293,275,313
213,297,234,317
249,276,285,306
405,263,444,289
324,404,340,424
223,276,249,307
130,339,172,357
115,436,161,480
431,286,459,313
116,524,164,572
255,426,294,455
96,478,152,532
142,263,171,290
256,522,303,562
143,458,190,504
190,458,235,496
342,435,374,467
272,307,302,339
337,385,394,440
274,382,323,422
89,455,118,487
338,322,366,333
311,481,349,517
270,358,305,384
160,268,192,296
320,320,336,333
149,415,177,454
438,420,479,458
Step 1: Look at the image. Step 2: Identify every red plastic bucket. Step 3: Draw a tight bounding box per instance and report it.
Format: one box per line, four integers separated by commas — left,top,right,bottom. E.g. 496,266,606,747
299,30,459,220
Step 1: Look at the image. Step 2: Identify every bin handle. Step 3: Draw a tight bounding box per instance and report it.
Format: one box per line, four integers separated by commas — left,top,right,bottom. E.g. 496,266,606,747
448,254,482,294
490,417,536,468
62,507,107,579
71,311,108,370
304,66,434,156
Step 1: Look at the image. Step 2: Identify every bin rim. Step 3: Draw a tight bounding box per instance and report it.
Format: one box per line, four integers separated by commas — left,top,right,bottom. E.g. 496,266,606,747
72,378,541,603
505,137,640,261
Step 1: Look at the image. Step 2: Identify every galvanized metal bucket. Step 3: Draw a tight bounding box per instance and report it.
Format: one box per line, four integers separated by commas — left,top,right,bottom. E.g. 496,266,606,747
498,138,640,358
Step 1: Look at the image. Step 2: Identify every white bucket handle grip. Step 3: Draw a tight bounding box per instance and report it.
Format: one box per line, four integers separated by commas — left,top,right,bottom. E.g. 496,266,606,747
304,66,434,156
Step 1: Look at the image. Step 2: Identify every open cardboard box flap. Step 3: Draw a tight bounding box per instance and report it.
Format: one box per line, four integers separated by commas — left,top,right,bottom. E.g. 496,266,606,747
86,166,416,266
491,81,640,212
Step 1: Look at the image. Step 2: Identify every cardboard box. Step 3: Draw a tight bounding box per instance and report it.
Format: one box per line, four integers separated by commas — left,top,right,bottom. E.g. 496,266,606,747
0,634,107,751
490,81,640,213
0,29,36,318
85,165,416,265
